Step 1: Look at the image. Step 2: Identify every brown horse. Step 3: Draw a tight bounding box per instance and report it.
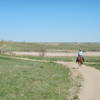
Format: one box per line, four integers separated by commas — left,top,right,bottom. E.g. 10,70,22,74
76,56,85,66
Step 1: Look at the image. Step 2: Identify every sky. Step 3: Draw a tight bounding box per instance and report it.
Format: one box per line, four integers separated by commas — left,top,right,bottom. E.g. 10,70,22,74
0,0,100,42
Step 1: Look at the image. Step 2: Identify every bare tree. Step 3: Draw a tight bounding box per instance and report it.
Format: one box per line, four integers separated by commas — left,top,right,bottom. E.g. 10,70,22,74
39,48,46,57
35,47,46,57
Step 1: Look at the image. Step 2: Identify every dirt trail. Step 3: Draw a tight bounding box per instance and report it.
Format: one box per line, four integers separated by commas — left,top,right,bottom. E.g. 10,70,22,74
12,51,100,57
57,62,100,100
78,65,100,100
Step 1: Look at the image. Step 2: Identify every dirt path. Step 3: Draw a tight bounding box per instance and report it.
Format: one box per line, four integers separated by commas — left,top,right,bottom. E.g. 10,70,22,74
57,62,100,100
12,51,100,57
79,65,100,100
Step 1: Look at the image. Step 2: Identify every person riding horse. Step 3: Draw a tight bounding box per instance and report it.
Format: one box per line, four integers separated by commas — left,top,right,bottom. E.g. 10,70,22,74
76,49,85,65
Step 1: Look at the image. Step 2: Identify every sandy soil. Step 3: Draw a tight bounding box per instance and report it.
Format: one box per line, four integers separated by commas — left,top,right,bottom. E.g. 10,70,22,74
12,51,100,57
57,62,100,100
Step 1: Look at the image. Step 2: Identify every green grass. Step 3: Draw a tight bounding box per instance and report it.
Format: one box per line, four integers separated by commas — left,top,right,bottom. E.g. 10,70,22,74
0,55,77,100
0,54,75,62
86,63,100,70
85,56,100,62
0,41,100,52
1,53,100,70
13,55,100,70
15,55,75,62
85,56,100,70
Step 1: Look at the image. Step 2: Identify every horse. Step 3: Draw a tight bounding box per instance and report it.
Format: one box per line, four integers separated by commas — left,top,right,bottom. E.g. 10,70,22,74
76,56,85,66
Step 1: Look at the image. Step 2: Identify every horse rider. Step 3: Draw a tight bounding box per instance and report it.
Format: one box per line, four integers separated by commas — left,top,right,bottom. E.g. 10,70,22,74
78,49,84,57
76,49,85,63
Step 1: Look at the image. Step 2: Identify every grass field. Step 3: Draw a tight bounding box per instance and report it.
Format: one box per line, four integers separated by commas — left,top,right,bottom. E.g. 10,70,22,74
0,54,99,100
11,55,100,70
0,41,100,100
0,41,100,52
85,57,100,70
0,55,79,100
12,55,75,62
2,53,100,70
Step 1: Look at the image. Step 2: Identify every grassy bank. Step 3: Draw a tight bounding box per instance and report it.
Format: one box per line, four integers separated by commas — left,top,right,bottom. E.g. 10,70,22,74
0,55,78,100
